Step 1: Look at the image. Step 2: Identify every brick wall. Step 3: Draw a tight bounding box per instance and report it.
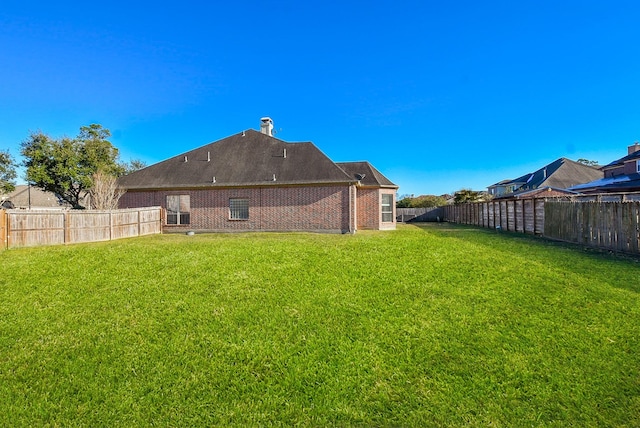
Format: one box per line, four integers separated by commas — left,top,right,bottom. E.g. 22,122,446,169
354,188,396,230
119,185,355,233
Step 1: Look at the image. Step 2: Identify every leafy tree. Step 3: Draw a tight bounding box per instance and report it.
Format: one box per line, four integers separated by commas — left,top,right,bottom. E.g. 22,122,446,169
21,124,122,209
120,158,147,175
397,194,447,208
454,189,490,204
0,150,17,194
577,158,599,167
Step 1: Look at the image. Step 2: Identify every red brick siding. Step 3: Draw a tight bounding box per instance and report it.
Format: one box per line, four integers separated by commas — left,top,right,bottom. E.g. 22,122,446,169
356,188,379,229
119,185,355,233
355,188,396,230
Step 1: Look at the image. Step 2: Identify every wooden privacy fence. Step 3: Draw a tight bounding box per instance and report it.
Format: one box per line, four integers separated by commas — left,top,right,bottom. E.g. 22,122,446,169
544,201,640,254
2,207,162,249
397,207,444,223
442,199,545,235
443,199,640,255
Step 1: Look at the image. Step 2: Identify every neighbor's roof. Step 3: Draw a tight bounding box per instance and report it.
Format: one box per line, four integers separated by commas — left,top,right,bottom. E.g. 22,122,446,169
497,158,603,192
336,161,398,188
494,186,579,200
118,129,360,190
0,185,69,209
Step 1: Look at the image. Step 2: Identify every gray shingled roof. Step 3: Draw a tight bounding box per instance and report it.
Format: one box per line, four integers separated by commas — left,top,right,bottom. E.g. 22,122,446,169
336,161,397,188
495,158,603,192
118,129,360,190
1,185,70,209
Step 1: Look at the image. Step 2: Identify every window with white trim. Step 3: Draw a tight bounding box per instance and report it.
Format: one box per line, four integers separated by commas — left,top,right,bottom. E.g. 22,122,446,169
381,194,393,223
166,195,190,225
229,198,249,220
636,160,640,173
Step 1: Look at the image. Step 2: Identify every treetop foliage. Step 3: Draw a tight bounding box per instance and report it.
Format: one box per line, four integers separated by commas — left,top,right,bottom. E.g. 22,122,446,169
453,189,491,204
0,150,17,194
397,194,448,208
21,124,123,209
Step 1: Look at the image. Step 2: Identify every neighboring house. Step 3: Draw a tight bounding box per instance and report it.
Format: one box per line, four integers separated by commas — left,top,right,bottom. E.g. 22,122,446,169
494,186,579,200
118,118,398,233
489,158,603,198
570,143,640,194
0,185,70,209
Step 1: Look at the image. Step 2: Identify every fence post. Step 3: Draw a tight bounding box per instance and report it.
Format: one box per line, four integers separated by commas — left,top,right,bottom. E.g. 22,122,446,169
0,210,6,250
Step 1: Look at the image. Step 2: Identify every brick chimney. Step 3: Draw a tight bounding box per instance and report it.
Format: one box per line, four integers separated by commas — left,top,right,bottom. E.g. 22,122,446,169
260,117,274,136
628,142,640,155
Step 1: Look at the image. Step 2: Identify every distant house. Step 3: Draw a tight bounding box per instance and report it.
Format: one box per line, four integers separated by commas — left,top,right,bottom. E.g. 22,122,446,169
118,118,398,233
0,185,70,209
570,143,640,194
489,158,603,199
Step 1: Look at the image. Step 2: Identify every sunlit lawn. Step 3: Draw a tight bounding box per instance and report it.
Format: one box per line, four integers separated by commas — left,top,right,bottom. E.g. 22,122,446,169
0,223,638,426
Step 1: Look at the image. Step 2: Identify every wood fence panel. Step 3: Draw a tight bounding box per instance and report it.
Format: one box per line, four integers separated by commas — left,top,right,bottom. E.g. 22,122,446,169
68,211,111,244
112,210,141,240
9,211,65,247
506,201,516,232
6,207,161,248
514,201,522,233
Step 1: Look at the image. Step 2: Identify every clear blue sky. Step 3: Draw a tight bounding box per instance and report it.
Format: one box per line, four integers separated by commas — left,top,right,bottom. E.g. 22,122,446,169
1,1,639,196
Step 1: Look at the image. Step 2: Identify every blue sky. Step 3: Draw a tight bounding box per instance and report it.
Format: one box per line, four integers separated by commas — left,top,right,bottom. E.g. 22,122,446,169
1,1,639,196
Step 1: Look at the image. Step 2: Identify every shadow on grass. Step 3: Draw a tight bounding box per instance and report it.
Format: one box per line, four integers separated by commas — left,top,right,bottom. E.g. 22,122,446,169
406,221,640,294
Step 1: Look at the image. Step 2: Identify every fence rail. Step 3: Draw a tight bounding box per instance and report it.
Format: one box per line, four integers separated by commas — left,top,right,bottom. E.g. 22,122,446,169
442,197,640,255
1,207,162,249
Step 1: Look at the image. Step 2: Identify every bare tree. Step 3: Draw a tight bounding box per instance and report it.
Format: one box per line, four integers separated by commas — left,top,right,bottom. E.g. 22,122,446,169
90,170,124,210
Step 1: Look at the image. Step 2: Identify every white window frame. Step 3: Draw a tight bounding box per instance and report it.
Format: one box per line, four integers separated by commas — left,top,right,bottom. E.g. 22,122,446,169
636,160,640,173
381,194,394,223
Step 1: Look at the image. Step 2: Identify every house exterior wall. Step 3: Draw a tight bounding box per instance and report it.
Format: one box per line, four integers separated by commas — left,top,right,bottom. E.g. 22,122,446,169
605,163,635,178
119,184,355,233
355,187,396,230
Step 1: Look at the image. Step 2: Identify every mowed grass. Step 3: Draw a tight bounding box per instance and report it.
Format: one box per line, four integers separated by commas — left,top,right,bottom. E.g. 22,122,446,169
1,224,639,426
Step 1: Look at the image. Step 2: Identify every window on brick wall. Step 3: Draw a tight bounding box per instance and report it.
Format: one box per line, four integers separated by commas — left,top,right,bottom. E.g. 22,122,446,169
229,198,249,220
637,160,640,173
381,194,393,222
166,195,190,225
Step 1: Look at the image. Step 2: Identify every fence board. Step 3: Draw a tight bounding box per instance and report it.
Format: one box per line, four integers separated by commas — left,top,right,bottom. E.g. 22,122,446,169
0,209,6,250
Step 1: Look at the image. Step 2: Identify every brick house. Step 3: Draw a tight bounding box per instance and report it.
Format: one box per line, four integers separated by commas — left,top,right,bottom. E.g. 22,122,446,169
118,118,398,233
570,143,640,194
488,157,603,198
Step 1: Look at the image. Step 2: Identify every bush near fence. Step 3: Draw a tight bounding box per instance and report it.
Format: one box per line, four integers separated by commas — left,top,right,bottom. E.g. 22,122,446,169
1,207,162,249
443,195,640,255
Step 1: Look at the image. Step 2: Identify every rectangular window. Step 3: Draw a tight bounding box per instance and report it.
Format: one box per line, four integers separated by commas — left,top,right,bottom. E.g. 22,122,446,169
637,160,640,173
166,195,190,225
381,194,393,223
229,198,249,220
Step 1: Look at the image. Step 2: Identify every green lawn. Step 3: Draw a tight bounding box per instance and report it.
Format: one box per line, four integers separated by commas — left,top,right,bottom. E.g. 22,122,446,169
1,224,639,426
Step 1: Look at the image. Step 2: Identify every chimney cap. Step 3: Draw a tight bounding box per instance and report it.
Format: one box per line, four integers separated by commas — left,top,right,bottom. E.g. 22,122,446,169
260,117,274,136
